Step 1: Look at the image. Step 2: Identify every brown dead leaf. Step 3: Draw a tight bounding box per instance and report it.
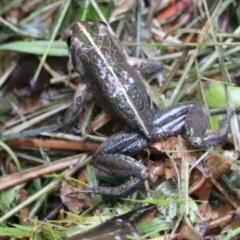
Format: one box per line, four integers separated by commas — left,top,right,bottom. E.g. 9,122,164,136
163,137,194,163
190,150,237,203
91,111,112,137
149,137,195,184
164,158,176,180
6,159,18,174
147,159,164,183
17,189,29,226
155,0,193,29
206,210,240,234
164,137,183,158
147,157,176,184
189,177,212,203
11,96,42,116
150,139,165,152
177,222,202,240
205,151,232,179
60,179,93,214
133,207,157,225
194,220,209,237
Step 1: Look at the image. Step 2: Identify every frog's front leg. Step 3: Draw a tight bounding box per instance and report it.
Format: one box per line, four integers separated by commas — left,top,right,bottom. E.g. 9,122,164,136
128,57,165,85
61,83,88,131
89,132,149,197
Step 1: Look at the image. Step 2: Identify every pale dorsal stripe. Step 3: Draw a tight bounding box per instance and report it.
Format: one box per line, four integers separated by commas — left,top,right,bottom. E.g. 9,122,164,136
78,22,149,136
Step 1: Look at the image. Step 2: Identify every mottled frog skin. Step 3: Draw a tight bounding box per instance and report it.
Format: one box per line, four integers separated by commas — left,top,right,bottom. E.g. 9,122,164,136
63,21,239,197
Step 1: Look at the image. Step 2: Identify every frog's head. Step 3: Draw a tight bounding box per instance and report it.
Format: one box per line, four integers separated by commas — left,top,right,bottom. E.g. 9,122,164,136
67,21,108,52
66,21,109,76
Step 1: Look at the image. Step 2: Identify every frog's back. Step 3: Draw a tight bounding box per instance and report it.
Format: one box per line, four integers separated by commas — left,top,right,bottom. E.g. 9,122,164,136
69,21,152,137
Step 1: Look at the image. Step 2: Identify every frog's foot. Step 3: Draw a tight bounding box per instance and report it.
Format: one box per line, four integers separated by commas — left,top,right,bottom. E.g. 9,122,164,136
76,177,145,198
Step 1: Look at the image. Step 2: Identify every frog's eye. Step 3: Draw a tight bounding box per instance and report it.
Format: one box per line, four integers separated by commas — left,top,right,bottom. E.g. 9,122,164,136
97,22,108,35
66,35,72,48
98,21,107,27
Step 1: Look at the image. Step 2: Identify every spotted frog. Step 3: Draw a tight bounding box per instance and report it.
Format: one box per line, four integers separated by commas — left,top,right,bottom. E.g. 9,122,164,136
63,21,238,197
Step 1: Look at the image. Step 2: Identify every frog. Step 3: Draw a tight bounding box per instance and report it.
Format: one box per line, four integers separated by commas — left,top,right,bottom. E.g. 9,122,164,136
63,21,239,197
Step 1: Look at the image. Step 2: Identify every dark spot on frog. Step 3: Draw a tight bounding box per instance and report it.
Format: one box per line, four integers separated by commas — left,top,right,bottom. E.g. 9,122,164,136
92,34,103,46
79,54,89,67
112,65,124,78
128,87,144,111
88,66,100,83
114,51,125,64
91,51,103,64
120,182,128,190
76,96,82,105
100,47,110,59
108,37,118,51
114,94,136,119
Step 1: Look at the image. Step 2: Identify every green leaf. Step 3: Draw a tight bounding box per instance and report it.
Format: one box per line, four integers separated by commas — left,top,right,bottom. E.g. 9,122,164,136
210,114,226,130
0,41,68,56
0,140,21,170
152,179,177,199
0,226,32,237
204,82,240,129
0,185,23,213
204,82,240,108
75,4,110,22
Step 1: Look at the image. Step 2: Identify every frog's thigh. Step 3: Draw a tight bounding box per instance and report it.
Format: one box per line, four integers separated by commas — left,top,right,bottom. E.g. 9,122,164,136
152,101,199,139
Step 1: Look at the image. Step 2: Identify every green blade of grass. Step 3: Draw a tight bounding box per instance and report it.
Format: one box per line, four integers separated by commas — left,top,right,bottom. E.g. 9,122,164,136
0,40,67,56
0,140,21,170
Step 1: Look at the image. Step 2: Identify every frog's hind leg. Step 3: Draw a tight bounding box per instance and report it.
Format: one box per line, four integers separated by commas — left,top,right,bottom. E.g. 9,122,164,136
151,101,239,148
151,101,197,139
186,104,240,147
89,132,149,197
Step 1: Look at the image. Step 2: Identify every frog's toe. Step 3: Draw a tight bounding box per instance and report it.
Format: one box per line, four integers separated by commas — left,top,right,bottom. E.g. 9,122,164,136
189,137,204,147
